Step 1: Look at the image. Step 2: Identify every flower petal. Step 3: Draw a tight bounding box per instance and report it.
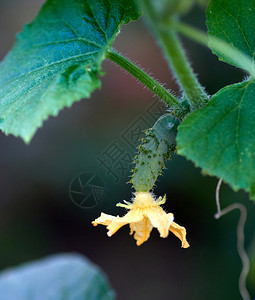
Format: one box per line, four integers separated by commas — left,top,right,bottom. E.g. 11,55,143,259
118,208,144,224
146,207,174,238
129,217,153,246
107,209,145,236
92,213,127,236
92,213,119,226
92,208,145,237
169,222,190,248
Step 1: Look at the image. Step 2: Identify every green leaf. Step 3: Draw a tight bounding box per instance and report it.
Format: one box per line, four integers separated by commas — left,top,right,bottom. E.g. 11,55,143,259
0,0,140,143
207,0,255,73
0,253,115,300
177,80,255,199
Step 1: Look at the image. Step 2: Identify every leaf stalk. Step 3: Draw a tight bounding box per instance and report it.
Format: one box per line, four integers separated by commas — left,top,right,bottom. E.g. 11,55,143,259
142,0,209,111
106,50,187,117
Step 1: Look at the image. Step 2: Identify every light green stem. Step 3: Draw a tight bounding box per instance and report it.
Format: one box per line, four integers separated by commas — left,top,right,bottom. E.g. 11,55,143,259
172,21,255,78
106,50,186,116
143,0,209,111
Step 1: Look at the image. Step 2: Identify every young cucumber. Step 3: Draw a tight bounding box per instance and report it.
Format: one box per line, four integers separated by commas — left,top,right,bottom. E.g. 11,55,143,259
131,113,180,192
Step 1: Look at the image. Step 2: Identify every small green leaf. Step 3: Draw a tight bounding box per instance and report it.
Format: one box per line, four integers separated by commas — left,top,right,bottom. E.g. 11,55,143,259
0,253,115,300
0,0,140,143
177,80,255,199
207,0,255,73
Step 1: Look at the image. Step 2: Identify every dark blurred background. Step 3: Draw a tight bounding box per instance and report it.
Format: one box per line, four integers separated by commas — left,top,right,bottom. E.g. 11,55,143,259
0,1,254,299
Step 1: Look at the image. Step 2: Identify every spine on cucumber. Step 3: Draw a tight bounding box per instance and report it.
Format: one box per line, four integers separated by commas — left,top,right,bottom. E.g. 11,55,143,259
130,113,180,192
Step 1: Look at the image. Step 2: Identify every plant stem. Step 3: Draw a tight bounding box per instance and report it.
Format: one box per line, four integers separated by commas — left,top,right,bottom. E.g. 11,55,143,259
106,50,186,115
172,21,255,78
171,22,209,47
143,0,209,111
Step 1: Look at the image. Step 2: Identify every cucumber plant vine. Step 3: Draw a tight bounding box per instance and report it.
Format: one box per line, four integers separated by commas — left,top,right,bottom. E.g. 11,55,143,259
0,0,255,299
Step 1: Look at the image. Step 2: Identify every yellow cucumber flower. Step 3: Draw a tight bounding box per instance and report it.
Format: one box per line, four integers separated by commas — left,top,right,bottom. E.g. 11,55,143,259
92,191,189,247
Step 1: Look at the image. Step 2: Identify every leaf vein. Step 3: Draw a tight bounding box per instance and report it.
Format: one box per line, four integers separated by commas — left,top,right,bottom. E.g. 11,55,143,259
0,51,98,88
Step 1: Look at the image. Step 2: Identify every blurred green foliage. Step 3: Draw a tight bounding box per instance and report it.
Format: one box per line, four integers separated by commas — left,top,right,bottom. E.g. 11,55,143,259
0,253,115,299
